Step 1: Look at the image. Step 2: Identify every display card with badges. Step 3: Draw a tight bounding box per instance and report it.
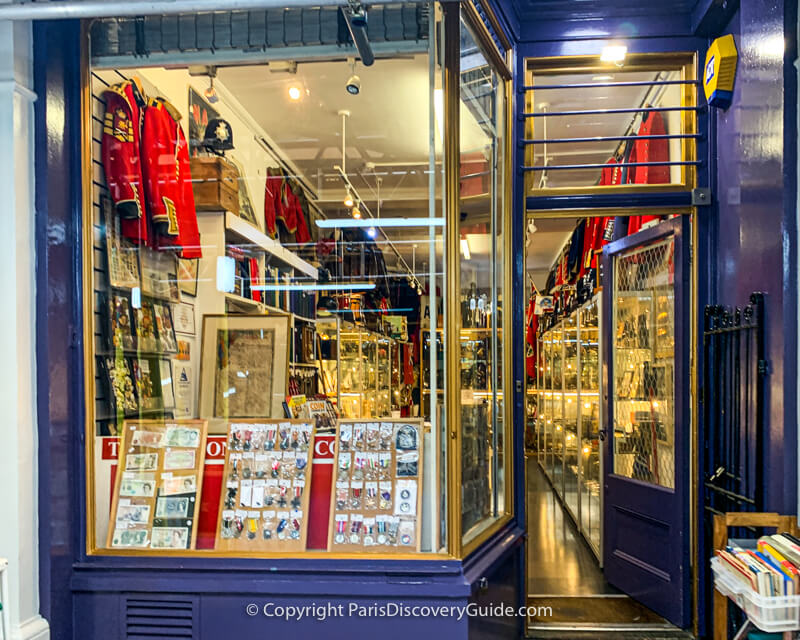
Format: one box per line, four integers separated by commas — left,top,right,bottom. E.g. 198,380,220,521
327,419,423,553
107,419,208,550
215,420,315,552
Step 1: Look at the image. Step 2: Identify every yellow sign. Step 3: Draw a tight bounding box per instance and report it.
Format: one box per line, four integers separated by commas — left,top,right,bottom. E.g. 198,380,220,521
703,34,738,108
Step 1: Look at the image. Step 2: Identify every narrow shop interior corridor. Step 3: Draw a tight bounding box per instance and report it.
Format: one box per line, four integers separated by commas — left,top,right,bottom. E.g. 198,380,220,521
525,462,693,635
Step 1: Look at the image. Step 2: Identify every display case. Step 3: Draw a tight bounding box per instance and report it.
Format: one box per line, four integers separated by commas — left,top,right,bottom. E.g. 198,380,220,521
318,319,398,419
535,293,603,559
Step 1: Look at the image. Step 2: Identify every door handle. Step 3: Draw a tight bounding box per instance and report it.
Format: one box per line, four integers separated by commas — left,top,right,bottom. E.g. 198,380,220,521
598,429,607,441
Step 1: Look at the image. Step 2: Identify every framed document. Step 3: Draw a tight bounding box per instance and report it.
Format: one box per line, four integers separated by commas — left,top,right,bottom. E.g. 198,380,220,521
173,302,196,336
199,314,290,420
140,249,181,303
177,258,199,298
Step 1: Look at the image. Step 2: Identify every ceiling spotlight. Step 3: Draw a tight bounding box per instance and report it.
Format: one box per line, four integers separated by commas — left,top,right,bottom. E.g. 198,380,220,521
367,226,377,239
352,207,362,220
288,85,302,101
344,190,354,207
346,74,361,95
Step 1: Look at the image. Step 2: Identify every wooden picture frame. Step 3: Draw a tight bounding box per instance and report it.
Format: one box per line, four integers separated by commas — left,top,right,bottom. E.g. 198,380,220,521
199,314,291,421
214,419,315,553
106,419,208,551
327,419,424,553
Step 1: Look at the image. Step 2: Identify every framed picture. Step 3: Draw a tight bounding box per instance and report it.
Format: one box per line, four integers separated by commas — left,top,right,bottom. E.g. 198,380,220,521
227,156,260,228
134,301,159,353
152,302,178,353
199,314,290,420
103,356,138,415
173,302,196,336
173,363,196,419
108,291,136,351
188,88,220,158
140,249,181,303
132,357,164,412
177,258,199,298
103,197,141,289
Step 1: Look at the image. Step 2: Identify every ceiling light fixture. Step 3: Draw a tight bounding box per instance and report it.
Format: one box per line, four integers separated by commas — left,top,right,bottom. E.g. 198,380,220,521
352,207,362,220
344,190,354,207
316,217,445,229
288,85,302,101
366,227,377,239
600,44,627,65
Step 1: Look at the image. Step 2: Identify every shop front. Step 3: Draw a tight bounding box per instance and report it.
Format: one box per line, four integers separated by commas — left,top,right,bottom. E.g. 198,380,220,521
32,2,525,639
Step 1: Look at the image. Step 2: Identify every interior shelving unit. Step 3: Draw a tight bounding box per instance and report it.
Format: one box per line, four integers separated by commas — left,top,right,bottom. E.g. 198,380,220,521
535,293,603,560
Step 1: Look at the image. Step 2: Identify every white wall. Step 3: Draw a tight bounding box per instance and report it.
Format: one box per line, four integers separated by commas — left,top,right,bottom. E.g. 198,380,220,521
0,16,49,640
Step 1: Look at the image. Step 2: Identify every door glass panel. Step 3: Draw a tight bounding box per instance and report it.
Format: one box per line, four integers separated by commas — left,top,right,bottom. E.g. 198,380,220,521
551,323,563,494
579,297,601,553
563,313,578,518
612,237,676,489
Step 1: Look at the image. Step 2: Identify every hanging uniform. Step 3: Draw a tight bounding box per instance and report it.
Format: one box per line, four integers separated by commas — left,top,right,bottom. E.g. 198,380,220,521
590,157,623,264
141,97,202,259
102,79,148,246
263,168,281,239
627,111,670,235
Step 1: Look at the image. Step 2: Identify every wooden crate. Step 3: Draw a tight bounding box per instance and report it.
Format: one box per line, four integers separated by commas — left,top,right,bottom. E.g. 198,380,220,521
190,156,239,214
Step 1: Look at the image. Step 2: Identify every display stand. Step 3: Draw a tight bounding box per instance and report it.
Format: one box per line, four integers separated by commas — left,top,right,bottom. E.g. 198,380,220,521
327,419,424,553
107,419,209,550
712,512,800,640
215,419,315,552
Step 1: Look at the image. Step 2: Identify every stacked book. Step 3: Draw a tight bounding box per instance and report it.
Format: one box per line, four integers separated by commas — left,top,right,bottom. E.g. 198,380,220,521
716,533,800,596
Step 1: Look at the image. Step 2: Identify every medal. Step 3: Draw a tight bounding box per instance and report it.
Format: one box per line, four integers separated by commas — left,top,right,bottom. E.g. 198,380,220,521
225,487,237,508
400,489,411,500
247,518,257,540
271,458,281,478
335,519,346,544
401,534,411,545
291,486,302,509
278,486,287,508
265,429,276,450
351,486,361,508
243,430,253,451
400,502,411,513
277,519,288,540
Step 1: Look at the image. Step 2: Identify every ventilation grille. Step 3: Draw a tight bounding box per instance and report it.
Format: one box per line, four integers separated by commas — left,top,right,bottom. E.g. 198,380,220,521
125,597,196,639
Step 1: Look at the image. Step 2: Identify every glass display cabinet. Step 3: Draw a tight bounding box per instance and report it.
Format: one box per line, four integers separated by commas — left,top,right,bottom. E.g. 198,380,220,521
535,293,603,559
318,319,397,419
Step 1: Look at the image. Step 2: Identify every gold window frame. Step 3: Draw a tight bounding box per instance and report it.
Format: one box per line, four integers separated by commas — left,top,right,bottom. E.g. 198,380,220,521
524,52,698,198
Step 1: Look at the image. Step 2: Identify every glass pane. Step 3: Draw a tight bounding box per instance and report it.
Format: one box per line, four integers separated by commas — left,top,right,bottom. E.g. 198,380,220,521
87,6,448,556
612,237,676,490
525,58,697,192
579,296,601,554
459,14,508,543
563,313,578,519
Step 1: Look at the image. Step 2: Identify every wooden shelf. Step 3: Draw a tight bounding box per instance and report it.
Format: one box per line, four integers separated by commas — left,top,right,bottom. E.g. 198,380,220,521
225,211,319,279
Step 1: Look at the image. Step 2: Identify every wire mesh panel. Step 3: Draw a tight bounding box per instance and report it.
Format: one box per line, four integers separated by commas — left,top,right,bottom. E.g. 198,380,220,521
612,237,676,489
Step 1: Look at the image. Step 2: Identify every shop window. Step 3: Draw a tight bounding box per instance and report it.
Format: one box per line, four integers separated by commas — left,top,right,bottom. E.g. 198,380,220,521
83,4,475,557
523,54,698,195
458,12,510,547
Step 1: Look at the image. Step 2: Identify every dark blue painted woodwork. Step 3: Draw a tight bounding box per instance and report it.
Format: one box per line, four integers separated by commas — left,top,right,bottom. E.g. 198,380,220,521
601,217,692,628
712,0,797,517
35,18,84,640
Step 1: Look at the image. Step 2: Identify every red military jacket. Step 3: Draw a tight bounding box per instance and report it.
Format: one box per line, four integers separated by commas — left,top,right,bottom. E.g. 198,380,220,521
584,157,623,270
102,80,149,246
263,168,281,239
626,111,669,235
141,97,202,258
525,292,538,378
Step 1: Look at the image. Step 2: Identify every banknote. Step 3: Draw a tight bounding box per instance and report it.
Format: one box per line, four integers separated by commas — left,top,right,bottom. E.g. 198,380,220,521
125,453,158,472
161,474,197,496
116,504,151,524
164,426,200,448
155,496,189,518
120,475,156,497
131,430,165,448
111,528,149,547
151,526,189,549
164,449,195,470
